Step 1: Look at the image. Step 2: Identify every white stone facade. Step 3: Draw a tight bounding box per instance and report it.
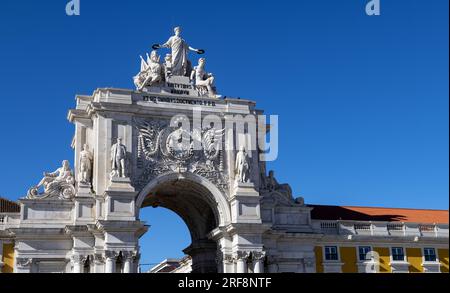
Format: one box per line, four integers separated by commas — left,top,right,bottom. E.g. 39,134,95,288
0,30,448,273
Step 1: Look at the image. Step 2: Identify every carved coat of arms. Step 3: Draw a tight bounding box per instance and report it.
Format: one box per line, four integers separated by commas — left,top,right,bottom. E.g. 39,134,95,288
134,119,229,194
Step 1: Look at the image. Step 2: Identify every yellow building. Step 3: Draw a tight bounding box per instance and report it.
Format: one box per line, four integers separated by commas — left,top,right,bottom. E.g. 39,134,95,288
1,197,20,273
311,205,449,273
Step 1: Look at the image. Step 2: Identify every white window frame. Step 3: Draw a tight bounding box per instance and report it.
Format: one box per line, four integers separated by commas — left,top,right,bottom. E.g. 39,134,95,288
357,246,373,262
390,246,406,262
323,245,340,262
422,247,438,263
421,247,441,273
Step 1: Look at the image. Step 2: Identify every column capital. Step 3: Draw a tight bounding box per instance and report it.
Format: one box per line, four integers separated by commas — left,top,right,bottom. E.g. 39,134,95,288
71,254,87,265
104,250,119,260
121,251,136,261
15,257,33,269
234,251,250,261
94,253,105,265
252,251,266,261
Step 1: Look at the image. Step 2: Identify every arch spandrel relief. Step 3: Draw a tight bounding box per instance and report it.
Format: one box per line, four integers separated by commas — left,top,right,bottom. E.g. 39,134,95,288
133,117,230,195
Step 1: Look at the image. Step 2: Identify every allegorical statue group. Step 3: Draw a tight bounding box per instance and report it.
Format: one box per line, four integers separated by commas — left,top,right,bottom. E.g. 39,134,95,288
133,27,217,98
25,27,297,202
27,138,129,199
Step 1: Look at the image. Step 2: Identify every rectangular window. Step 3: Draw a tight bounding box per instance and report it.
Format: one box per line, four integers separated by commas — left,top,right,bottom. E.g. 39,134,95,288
358,246,372,261
324,246,339,261
391,247,405,261
423,248,437,262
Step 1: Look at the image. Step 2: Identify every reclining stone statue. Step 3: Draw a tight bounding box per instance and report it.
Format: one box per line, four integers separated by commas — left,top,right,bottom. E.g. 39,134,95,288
27,160,76,199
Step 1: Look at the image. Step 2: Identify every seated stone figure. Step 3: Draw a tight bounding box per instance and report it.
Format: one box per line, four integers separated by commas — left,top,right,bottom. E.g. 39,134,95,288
133,50,163,90
27,160,75,199
190,57,217,98
264,170,293,199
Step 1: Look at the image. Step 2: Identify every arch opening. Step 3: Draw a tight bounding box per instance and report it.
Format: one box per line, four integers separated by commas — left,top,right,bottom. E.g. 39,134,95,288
137,174,226,273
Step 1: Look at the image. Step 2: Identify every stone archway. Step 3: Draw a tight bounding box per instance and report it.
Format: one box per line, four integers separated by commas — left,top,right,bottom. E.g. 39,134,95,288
135,172,231,273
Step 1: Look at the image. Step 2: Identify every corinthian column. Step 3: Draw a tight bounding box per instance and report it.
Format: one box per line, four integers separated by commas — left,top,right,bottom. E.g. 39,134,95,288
71,255,86,273
252,251,266,273
104,251,118,273
122,251,135,274
235,251,250,273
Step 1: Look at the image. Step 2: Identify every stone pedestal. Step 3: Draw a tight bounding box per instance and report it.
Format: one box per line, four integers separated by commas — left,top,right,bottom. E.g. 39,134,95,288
107,177,135,193
74,183,95,225
105,177,136,221
230,182,261,224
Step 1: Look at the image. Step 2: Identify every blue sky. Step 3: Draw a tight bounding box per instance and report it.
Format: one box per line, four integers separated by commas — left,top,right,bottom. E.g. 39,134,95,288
0,0,448,267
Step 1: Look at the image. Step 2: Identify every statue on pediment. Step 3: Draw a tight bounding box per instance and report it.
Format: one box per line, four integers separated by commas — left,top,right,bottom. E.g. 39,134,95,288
27,160,76,199
152,27,204,77
262,170,294,201
191,58,217,98
133,50,164,90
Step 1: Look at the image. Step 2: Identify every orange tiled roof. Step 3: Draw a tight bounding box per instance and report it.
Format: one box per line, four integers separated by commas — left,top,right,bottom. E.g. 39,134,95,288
309,205,449,224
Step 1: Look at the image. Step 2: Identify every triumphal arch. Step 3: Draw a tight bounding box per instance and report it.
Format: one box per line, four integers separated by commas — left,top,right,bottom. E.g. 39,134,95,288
8,28,316,273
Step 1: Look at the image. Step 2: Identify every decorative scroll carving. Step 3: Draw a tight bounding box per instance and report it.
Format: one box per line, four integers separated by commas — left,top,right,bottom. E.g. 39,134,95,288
134,119,229,194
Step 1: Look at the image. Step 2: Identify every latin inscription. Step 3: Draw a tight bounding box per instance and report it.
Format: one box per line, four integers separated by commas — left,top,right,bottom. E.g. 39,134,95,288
143,95,216,107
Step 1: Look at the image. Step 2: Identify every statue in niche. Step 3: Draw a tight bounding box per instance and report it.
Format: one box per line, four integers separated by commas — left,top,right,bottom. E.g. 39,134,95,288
78,144,93,185
152,26,204,76
133,50,163,90
235,146,251,184
27,160,75,199
111,137,127,178
190,57,217,98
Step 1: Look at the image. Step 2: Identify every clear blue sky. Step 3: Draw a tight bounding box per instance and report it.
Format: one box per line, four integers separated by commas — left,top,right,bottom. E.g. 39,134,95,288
0,0,448,267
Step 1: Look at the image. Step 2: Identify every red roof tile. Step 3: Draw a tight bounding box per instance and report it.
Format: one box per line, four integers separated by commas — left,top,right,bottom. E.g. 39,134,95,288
309,205,449,224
